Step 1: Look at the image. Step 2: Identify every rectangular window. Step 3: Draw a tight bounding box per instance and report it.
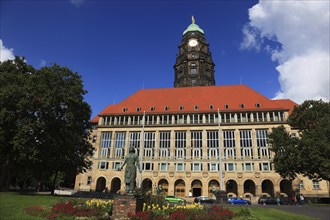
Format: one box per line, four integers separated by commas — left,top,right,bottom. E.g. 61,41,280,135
175,131,186,159
112,162,122,170
191,131,202,159
299,181,305,190
158,163,169,171
100,132,112,159
242,162,254,172
260,162,272,171
114,132,126,159
256,129,270,159
225,162,236,172
223,130,236,159
312,180,320,189
144,132,155,158
190,68,197,75
240,130,252,147
142,162,154,171
208,163,219,172
191,163,202,172
98,161,109,170
207,130,219,159
240,130,253,159
256,130,269,147
129,132,140,156
87,176,92,185
159,131,171,158
175,163,185,171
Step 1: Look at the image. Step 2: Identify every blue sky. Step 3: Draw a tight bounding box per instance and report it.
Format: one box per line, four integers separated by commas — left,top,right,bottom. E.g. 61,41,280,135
1,0,329,118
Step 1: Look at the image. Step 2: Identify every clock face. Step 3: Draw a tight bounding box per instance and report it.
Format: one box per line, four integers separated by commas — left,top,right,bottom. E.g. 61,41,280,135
188,39,198,47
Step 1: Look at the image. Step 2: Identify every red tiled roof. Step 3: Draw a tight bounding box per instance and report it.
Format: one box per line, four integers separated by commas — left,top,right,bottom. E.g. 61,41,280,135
90,115,99,123
272,99,298,115
96,85,297,116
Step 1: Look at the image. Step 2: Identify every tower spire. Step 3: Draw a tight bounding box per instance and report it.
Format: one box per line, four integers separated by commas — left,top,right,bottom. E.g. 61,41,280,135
192,15,195,24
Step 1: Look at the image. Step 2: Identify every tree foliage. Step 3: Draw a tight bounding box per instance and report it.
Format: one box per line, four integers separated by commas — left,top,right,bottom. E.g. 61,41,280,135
269,100,330,182
0,57,93,191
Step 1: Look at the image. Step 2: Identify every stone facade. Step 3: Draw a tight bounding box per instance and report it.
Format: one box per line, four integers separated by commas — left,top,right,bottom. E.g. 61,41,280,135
75,114,329,200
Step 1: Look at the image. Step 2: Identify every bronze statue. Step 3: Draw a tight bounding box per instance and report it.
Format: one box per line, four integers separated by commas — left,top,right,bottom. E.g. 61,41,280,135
119,146,141,194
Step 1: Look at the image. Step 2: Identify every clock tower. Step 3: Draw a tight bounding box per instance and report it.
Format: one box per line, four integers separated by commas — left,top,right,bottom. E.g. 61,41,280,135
174,16,216,87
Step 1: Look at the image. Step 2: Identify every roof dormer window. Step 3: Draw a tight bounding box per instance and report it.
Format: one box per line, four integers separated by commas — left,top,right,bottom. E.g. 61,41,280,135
255,103,261,108
225,104,229,109
122,108,128,112
136,107,141,112
164,106,169,111
179,105,184,110
210,105,214,110
150,107,155,112
194,105,199,110
240,104,245,109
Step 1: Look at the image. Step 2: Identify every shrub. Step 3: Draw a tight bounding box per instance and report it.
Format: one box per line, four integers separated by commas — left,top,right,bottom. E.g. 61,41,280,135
25,199,109,220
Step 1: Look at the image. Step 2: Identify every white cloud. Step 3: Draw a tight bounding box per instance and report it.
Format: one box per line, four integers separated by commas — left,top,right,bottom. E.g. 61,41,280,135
242,0,330,103
70,0,86,8
240,24,262,51
0,39,15,62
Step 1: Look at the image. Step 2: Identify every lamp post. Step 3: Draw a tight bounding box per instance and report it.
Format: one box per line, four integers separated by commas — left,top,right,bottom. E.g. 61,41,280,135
138,111,146,189
217,109,223,190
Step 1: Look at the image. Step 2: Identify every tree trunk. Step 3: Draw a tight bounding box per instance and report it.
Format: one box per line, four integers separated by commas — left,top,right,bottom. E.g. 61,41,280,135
0,163,11,192
50,171,58,195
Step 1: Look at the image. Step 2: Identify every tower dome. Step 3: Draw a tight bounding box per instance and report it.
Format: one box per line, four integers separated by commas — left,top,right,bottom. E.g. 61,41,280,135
183,16,205,35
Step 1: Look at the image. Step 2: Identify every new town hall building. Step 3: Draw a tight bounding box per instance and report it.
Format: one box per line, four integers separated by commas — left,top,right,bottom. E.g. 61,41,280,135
75,18,329,200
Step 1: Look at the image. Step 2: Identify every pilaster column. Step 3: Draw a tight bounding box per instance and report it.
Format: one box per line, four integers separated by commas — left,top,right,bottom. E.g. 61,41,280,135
170,130,175,160
186,130,191,160
237,183,244,197
235,129,241,159
202,130,207,160
252,129,258,160
154,131,160,160
110,131,116,159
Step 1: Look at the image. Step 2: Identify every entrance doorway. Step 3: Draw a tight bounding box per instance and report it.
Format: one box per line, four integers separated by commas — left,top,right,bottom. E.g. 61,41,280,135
95,177,106,192
191,180,202,197
174,179,185,197
110,177,121,193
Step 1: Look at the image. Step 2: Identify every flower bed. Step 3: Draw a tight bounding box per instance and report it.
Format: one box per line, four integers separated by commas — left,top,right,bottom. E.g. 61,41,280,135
24,199,113,220
128,202,234,220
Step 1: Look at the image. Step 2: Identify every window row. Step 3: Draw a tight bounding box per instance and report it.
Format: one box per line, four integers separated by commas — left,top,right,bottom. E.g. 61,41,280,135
99,130,270,159
97,161,273,172
101,111,285,126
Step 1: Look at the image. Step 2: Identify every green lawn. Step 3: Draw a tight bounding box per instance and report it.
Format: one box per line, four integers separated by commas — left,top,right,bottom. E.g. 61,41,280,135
0,192,63,220
0,192,318,220
229,206,318,220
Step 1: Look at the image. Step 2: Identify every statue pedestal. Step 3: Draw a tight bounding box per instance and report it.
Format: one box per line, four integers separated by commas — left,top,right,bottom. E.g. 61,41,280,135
112,194,143,219
213,190,228,204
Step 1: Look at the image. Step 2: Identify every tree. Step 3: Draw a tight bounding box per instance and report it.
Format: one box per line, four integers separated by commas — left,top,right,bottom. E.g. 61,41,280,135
0,57,35,191
0,57,93,191
269,100,330,182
